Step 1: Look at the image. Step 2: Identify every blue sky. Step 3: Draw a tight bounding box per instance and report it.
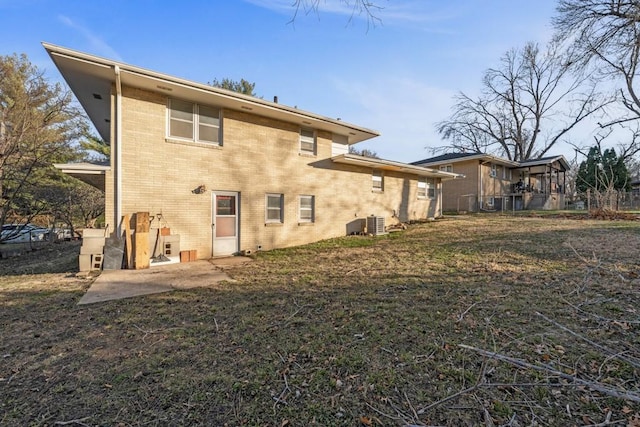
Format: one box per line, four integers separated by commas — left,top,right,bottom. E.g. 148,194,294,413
1,0,564,163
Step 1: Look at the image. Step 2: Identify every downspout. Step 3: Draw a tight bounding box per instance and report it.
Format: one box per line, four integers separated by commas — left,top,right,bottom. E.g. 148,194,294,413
114,65,123,235
438,179,443,218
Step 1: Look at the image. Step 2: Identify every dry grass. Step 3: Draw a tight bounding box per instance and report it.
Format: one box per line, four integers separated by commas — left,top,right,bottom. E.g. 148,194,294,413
1,215,639,426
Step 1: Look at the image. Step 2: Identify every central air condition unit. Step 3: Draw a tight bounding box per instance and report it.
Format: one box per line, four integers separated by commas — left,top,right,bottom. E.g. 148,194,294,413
367,216,386,236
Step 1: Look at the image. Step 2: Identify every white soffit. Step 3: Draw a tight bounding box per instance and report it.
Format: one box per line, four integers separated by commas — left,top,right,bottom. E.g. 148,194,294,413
43,43,380,145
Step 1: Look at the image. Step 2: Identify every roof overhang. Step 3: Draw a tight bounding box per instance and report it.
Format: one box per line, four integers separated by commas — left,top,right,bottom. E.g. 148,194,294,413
332,154,465,181
416,153,520,168
54,162,109,191
42,42,380,145
516,156,570,171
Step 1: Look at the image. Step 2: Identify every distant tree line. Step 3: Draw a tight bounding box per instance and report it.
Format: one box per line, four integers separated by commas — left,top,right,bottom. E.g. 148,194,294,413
0,53,105,240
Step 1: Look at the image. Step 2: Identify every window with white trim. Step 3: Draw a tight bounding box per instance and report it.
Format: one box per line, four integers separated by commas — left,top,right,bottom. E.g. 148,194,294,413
299,195,315,223
372,170,383,191
418,178,436,198
300,128,316,154
266,194,284,223
490,163,497,177
439,164,453,173
417,177,427,198
168,99,221,144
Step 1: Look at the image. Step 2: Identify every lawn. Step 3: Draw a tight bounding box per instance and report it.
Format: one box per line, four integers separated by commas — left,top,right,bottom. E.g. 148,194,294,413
1,215,639,426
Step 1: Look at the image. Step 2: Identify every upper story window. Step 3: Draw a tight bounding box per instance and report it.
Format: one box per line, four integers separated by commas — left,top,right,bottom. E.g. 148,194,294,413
300,128,316,154
168,99,221,144
439,164,453,173
490,163,497,178
372,170,383,192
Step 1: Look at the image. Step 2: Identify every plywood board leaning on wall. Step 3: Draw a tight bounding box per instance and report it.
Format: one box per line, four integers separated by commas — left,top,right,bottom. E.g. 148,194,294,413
134,212,150,269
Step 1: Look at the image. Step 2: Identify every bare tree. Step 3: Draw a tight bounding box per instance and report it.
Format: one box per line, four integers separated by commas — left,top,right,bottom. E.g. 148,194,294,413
553,0,640,160
436,42,610,161
348,146,379,158
291,0,384,27
0,54,83,240
48,179,104,236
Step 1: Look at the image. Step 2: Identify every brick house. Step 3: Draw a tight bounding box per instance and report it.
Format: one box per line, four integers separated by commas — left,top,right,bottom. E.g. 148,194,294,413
412,153,569,212
45,43,463,259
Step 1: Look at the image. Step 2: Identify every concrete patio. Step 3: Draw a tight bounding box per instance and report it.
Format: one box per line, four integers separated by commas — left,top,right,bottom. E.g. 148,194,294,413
78,257,252,305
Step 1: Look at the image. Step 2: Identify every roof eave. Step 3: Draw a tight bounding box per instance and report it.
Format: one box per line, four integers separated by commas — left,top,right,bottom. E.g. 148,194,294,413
54,162,109,191
415,153,519,168
42,42,379,145
331,154,466,179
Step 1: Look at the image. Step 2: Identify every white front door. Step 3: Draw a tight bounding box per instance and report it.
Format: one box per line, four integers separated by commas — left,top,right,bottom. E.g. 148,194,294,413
212,191,239,257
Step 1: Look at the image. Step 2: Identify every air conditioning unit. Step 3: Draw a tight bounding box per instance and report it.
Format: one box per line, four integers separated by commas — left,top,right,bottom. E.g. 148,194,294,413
367,216,386,236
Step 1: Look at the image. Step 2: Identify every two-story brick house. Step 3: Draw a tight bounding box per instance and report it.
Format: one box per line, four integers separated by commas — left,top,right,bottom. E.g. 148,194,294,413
45,43,462,259
412,153,569,212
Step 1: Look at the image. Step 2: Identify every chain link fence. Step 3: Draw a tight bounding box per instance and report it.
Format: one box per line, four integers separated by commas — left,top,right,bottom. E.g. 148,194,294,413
574,190,640,211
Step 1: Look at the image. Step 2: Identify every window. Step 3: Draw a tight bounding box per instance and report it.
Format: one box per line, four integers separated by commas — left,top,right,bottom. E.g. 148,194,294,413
198,105,221,143
300,128,316,154
426,178,436,199
439,164,453,173
372,170,383,191
490,164,497,177
299,195,315,223
503,168,511,180
418,177,435,199
168,99,221,144
266,194,284,223
417,178,427,198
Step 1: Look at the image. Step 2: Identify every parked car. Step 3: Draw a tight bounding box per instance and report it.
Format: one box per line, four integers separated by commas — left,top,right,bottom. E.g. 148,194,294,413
53,227,74,241
0,224,50,244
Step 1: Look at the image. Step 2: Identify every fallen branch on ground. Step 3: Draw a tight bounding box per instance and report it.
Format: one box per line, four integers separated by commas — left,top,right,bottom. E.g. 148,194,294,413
54,417,91,426
267,300,311,329
535,311,640,369
459,344,640,403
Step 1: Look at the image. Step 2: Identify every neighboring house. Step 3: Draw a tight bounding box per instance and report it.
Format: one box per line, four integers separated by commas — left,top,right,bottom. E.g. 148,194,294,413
45,43,463,259
412,153,570,212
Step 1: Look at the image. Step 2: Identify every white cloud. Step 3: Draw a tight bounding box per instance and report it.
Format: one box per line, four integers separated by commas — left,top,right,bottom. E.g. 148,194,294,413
58,15,123,61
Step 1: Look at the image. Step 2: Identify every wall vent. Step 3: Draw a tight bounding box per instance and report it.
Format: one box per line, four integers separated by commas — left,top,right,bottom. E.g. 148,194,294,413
367,216,386,236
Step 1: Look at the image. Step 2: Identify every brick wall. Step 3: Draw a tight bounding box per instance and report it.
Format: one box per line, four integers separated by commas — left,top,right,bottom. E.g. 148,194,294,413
440,160,479,212
109,86,440,258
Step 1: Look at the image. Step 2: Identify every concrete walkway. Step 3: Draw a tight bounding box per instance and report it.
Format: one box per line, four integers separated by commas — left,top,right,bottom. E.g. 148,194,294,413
79,257,252,305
